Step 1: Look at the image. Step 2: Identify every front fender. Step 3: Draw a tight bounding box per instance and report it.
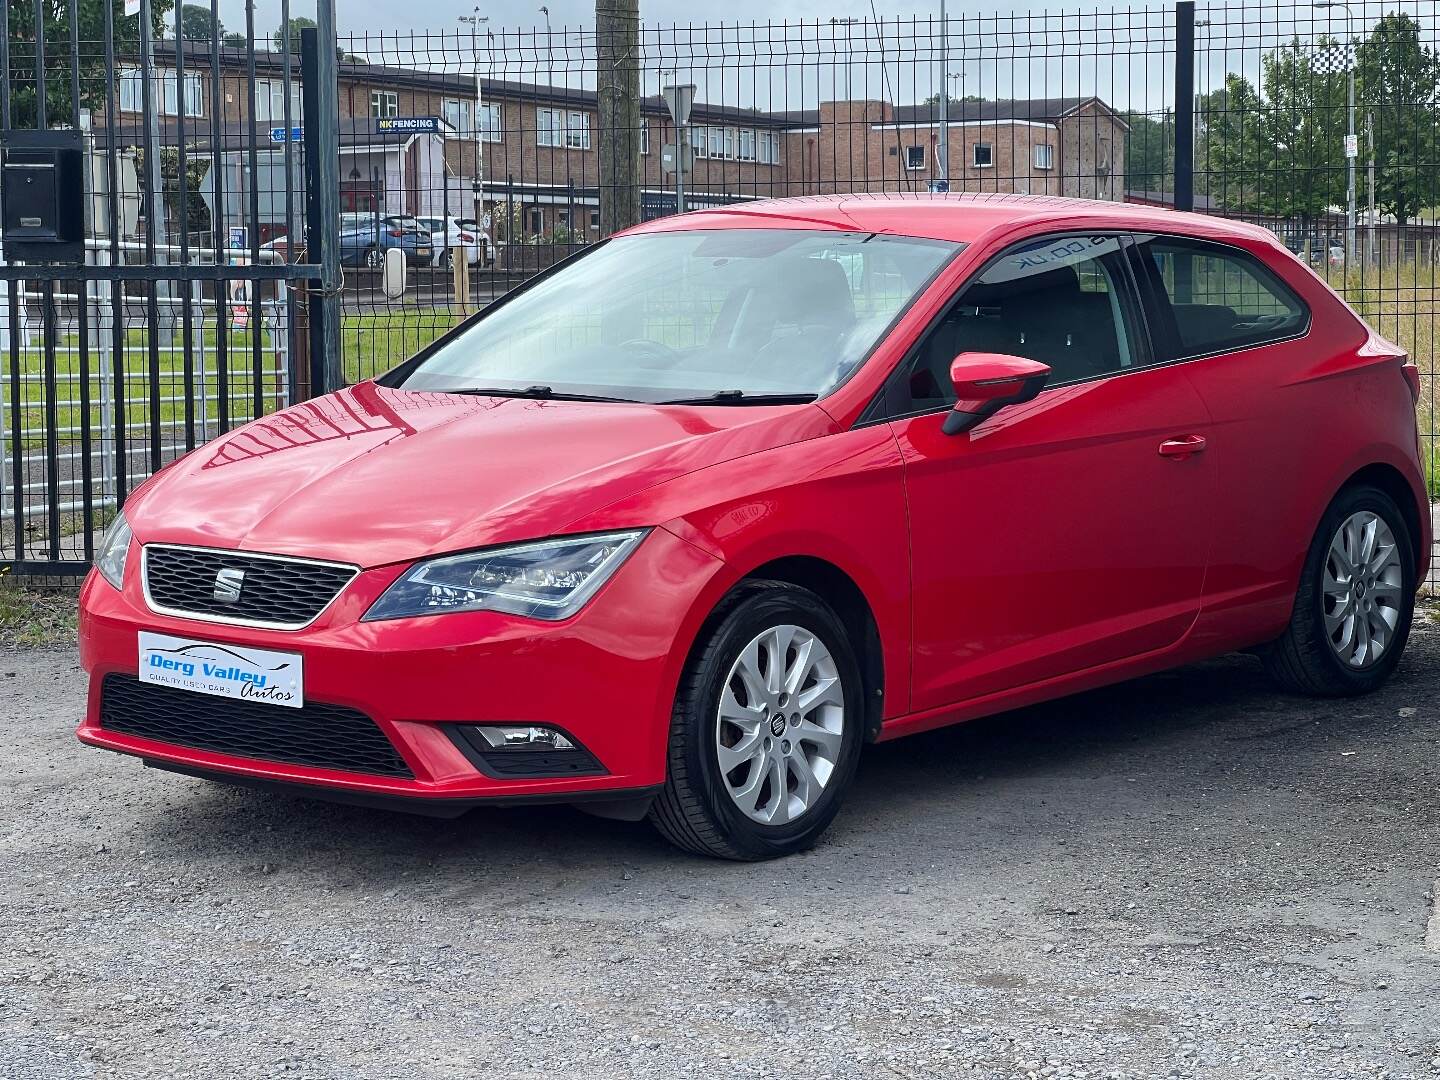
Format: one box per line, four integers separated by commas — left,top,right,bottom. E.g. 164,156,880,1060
571,424,913,718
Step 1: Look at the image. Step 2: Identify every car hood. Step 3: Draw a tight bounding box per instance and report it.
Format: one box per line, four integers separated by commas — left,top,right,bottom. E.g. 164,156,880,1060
126,381,836,567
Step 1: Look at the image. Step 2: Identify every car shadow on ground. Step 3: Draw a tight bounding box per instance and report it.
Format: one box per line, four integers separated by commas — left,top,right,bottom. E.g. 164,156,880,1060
123,642,1427,895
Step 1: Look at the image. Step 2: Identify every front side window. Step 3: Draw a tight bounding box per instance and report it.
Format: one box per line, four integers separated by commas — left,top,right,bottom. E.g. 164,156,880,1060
895,234,1143,414
1133,235,1309,357
394,229,961,402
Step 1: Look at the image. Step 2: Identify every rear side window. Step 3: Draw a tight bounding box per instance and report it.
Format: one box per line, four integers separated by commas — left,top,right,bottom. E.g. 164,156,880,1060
1134,235,1308,358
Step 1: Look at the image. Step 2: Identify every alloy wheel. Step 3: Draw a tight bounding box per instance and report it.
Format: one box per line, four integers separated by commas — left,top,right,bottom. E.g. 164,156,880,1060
715,624,845,825
1323,510,1404,669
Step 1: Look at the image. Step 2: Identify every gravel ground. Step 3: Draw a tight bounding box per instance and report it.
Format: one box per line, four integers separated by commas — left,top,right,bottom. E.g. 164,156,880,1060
2,628,1439,1080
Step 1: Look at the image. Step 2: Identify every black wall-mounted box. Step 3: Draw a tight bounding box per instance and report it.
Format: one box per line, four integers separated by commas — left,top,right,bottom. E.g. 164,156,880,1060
2,129,85,262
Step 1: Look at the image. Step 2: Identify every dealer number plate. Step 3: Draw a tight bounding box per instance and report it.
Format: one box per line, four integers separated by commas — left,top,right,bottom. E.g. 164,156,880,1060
137,631,304,709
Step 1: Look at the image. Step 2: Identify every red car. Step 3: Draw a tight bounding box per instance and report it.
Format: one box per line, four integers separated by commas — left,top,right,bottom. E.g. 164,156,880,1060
77,195,1429,859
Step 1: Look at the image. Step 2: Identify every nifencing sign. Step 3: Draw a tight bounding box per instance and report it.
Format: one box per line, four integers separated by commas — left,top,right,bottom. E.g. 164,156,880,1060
376,116,442,135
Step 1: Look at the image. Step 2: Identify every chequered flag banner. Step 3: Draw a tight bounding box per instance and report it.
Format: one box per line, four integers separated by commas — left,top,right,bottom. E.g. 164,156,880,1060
1309,40,1355,75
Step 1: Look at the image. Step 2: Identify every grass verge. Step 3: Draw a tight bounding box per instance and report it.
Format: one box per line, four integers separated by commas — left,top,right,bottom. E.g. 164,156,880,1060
0,575,78,649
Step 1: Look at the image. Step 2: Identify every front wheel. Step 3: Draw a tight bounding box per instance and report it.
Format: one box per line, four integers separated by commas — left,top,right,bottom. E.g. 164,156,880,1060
363,247,381,269
649,583,864,860
1262,484,1416,696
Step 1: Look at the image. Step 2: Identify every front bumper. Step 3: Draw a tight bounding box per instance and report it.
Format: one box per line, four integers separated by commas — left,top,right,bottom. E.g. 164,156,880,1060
77,527,722,809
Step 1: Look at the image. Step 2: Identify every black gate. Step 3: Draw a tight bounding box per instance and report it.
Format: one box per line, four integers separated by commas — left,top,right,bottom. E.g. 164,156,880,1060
0,0,340,580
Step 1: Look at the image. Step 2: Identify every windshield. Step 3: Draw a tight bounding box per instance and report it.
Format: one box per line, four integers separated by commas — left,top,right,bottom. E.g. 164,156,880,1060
395,228,961,401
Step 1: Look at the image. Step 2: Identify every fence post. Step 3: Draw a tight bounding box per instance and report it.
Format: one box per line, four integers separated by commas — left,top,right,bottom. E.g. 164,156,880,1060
1173,0,1196,212
301,12,343,397
596,0,642,236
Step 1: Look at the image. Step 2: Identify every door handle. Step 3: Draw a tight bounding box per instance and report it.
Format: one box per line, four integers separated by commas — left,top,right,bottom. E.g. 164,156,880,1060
1158,434,1207,458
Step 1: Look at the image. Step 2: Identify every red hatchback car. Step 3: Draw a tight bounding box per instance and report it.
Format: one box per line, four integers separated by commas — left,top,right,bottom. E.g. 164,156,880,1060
78,195,1429,859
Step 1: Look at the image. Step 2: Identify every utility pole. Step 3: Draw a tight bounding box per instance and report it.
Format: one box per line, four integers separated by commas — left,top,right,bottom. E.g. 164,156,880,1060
1367,110,1376,264
1314,2,1357,267
937,0,949,188
596,0,641,236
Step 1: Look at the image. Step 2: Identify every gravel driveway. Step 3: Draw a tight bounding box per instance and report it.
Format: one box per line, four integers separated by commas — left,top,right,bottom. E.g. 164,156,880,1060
3,629,1439,1080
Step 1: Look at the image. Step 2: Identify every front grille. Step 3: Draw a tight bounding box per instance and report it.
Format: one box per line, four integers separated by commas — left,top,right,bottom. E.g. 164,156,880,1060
100,673,414,778
143,545,357,628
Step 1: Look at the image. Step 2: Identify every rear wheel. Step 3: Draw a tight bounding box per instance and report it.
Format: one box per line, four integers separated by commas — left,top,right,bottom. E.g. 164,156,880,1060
363,246,381,269
649,583,864,860
1262,484,1415,696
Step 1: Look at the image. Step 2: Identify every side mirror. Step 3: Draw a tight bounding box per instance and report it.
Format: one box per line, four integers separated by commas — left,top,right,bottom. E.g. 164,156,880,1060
943,353,1052,436
382,246,407,299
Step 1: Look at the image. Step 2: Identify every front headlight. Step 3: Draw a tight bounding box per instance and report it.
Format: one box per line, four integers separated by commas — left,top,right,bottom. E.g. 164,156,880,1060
363,530,648,622
94,513,132,591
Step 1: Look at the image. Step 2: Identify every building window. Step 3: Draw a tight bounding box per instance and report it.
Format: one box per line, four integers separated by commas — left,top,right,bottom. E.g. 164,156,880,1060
709,127,724,159
565,111,591,150
480,102,503,143
640,117,650,155
905,145,927,171
1034,143,1054,170
118,68,203,117
692,127,707,159
739,129,755,162
589,210,600,231
973,143,993,168
255,77,302,124
442,97,475,134
371,90,398,119
526,207,543,235
758,130,779,165
537,108,561,147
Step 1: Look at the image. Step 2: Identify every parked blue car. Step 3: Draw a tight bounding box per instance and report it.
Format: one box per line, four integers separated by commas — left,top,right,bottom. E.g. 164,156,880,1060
338,213,434,268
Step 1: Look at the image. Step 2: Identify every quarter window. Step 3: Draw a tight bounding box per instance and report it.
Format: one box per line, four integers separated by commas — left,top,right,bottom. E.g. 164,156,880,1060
1134,236,1308,357
895,234,1143,414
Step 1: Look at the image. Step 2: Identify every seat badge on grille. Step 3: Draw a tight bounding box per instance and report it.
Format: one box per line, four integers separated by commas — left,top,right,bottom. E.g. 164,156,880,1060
213,567,245,604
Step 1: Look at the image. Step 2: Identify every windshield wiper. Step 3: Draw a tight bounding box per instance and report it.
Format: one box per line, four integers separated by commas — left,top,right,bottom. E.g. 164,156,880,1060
443,385,643,404
658,390,819,406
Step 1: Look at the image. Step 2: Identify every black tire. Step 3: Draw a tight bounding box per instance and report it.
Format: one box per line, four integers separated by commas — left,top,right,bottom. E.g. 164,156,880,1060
1261,483,1416,696
649,582,865,860
363,247,381,269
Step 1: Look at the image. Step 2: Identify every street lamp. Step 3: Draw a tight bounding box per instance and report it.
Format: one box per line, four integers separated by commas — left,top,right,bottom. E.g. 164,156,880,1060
458,9,490,234
1314,0,1357,268
938,0,949,189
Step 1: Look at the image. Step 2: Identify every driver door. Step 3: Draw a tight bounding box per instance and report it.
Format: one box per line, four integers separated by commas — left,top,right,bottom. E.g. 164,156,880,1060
878,233,1217,710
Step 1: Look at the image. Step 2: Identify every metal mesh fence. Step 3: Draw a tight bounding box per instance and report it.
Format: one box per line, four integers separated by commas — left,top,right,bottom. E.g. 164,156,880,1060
3,1,1439,586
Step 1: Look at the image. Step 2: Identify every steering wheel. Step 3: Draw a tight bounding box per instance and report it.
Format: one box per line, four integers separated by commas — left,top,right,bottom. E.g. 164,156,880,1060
618,338,679,362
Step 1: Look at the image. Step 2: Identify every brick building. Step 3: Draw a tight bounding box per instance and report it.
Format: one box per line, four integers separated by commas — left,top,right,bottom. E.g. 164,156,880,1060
94,46,1128,245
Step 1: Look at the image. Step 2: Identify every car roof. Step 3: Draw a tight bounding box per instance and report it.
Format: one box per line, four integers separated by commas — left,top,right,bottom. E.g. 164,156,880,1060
627,192,1282,249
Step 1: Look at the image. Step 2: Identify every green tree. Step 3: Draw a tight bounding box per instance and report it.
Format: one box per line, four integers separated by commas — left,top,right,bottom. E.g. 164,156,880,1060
6,0,173,128
1355,12,1440,225
1196,75,1271,211
1124,108,1174,195
1255,36,1349,222
179,3,223,41
273,15,316,53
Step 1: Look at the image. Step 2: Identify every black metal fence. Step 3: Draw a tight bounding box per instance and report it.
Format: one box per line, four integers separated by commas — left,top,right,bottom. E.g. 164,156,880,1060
3,0,1439,582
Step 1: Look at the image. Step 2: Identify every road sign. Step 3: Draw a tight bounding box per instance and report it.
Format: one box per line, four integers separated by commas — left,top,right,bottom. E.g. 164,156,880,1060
661,84,696,129
1345,134,1359,159
661,142,695,176
376,116,442,135
270,126,303,143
